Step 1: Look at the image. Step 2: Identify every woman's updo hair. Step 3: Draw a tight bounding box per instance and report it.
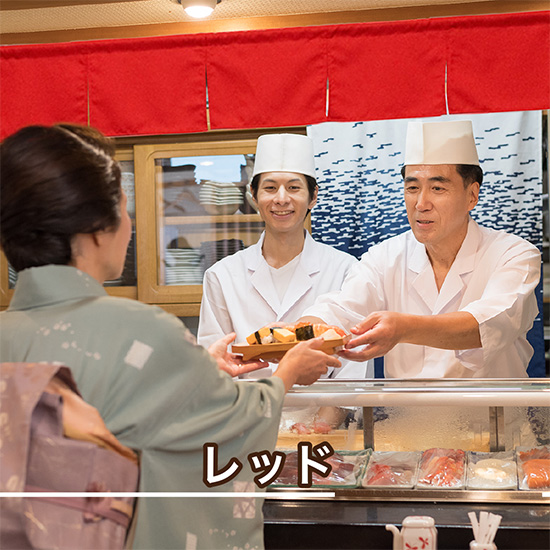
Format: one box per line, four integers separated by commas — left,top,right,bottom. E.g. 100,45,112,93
0,123,122,272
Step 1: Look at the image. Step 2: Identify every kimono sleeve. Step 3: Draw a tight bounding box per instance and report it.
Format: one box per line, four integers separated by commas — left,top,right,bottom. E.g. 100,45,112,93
141,334,286,498
111,307,285,452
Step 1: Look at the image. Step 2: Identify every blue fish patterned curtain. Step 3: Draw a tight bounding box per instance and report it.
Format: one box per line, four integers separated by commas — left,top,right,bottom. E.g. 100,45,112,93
308,111,544,377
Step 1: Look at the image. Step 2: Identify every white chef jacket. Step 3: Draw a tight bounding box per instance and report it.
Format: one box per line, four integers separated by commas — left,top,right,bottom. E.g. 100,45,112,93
198,231,371,378
302,219,541,378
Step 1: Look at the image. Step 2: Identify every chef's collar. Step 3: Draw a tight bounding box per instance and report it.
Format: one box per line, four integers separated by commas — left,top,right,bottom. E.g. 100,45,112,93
9,265,106,311
409,216,480,274
248,230,321,274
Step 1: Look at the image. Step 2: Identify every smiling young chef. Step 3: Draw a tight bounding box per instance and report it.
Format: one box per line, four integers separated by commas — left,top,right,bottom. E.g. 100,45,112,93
198,133,371,380
300,120,541,378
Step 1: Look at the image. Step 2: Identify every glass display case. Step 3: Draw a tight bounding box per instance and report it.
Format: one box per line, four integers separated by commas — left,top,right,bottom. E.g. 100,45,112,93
270,379,550,504
262,379,549,550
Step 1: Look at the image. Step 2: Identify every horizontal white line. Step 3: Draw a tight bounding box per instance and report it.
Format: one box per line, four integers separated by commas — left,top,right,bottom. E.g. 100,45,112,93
0,492,335,499
379,387,524,392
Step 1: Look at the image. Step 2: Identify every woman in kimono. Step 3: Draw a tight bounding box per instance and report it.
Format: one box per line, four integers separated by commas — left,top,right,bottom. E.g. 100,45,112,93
198,133,371,381
0,124,340,550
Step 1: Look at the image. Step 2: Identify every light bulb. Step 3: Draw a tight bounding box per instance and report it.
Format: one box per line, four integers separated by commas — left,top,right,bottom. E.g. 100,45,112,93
184,5,214,18
179,0,219,19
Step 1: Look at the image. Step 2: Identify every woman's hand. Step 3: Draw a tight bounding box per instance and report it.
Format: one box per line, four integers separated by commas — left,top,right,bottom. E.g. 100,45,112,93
208,333,269,377
274,337,341,392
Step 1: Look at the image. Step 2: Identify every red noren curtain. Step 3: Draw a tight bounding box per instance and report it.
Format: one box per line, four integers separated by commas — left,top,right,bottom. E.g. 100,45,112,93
0,11,548,139
446,11,550,114
206,26,328,130
327,18,447,121
0,43,87,140
88,34,207,136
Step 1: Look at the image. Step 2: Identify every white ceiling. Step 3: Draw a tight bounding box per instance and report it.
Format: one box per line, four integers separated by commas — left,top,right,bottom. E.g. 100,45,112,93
0,0,497,34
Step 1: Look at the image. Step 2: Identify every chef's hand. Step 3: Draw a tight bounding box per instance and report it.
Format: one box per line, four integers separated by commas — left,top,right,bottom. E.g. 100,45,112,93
339,311,401,362
208,333,269,377
340,310,481,361
274,337,341,392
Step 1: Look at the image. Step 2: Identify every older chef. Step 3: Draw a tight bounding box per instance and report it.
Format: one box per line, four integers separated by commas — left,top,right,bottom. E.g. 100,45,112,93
198,133,371,379
301,119,541,378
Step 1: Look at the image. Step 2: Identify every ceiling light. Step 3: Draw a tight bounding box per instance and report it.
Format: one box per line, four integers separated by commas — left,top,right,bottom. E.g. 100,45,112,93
178,0,221,19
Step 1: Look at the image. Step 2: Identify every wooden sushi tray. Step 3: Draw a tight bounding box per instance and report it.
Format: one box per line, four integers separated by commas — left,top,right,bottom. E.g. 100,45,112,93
232,335,351,361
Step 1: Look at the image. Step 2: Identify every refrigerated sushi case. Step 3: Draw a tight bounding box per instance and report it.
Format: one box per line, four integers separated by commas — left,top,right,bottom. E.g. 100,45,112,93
263,379,549,550
268,378,550,503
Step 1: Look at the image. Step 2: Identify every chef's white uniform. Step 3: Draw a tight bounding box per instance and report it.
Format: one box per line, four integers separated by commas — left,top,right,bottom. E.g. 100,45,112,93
198,231,371,378
302,219,541,378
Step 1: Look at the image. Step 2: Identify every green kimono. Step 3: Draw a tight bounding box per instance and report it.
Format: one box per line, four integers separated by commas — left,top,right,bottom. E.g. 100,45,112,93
0,265,285,550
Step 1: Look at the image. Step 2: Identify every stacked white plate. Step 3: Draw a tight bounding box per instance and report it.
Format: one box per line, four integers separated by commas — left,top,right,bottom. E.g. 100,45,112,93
164,248,204,285
199,180,243,215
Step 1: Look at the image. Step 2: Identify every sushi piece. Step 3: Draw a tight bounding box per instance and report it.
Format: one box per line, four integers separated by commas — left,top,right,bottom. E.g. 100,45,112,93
246,326,273,345
260,330,275,344
313,324,346,337
320,328,342,341
273,328,296,343
244,323,346,347
312,324,330,337
295,323,315,341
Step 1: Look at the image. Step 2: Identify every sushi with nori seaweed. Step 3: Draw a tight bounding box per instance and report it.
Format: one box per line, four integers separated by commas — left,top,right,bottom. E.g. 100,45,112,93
295,323,315,341
246,326,273,344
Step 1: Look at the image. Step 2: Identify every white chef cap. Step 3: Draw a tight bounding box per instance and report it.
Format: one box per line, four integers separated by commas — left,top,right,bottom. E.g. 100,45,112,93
404,120,480,166
252,133,316,179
